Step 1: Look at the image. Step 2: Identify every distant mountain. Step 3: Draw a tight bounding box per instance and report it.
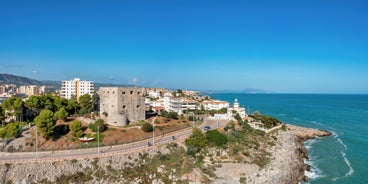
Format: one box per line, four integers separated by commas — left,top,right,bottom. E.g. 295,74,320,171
0,73,42,86
0,73,135,90
94,83,137,90
201,88,269,94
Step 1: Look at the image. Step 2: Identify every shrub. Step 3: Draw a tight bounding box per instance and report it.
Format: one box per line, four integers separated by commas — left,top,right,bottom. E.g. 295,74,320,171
54,107,68,121
185,127,207,149
141,122,153,132
88,119,106,132
206,129,228,147
69,120,84,138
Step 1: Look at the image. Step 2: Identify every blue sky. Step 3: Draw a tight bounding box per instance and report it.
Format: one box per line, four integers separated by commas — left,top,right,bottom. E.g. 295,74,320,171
0,0,367,93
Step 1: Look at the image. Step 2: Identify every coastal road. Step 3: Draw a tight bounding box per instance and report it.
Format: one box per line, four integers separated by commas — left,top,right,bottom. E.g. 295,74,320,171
0,118,230,164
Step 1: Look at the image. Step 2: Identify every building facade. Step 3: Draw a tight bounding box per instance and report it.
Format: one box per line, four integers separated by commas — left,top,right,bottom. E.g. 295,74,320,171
99,87,145,126
227,98,247,120
201,100,230,110
60,78,94,100
166,98,196,114
17,85,39,96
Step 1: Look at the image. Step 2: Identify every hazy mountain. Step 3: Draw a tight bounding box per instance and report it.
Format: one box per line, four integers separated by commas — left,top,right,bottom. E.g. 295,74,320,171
200,88,269,94
0,73,135,90
0,73,42,86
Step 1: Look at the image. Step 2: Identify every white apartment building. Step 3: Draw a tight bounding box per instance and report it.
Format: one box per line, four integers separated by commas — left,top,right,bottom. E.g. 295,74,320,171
167,98,196,114
60,78,94,100
201,100,230,110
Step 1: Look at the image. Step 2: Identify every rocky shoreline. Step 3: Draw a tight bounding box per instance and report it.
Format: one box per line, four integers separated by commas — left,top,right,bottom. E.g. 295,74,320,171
0,124,331,184
214,124,331,183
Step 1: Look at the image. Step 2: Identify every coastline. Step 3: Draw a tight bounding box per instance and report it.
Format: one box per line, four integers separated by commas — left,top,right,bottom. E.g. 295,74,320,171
214,124,331,183
0,124,331,183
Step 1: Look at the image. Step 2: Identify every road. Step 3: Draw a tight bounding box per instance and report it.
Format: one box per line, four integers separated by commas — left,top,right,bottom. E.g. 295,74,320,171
0,117,229,164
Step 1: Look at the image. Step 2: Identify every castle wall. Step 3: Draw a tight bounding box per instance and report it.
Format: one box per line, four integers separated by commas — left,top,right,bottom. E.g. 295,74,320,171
99,87,145,126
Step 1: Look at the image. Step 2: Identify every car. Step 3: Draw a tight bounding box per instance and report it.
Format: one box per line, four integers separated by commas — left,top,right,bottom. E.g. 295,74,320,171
204,126,211,131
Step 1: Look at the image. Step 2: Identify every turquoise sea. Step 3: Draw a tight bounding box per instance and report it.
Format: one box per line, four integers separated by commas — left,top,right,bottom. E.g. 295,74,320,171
209,94,368,184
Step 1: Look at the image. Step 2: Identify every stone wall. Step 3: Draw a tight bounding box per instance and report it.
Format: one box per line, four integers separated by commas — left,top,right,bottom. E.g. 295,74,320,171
99,87,145,126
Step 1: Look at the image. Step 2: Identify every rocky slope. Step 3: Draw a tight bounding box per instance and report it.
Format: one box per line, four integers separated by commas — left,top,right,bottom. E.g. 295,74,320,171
215,124,330,183
0,124,330,184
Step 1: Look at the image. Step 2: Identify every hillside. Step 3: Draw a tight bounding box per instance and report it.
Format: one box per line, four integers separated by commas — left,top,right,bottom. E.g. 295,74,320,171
0,73,134,90
0,73,41,86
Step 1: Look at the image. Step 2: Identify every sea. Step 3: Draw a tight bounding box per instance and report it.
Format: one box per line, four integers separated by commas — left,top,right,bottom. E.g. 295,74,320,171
209,94,368,184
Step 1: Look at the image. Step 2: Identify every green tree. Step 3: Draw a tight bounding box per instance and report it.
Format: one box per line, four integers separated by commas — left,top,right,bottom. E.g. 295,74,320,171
2,97,25,121
169,112,178,119
35,110,55,139
206,129,228,147
25,96,44,113
0,122,24,138
185,127,207,149
54,107,69,121
69,120,84,138
141,122,153,132
88,119,106,132
219,108,227,114
234,113,242,121
91,93,100,112
53,96,68,111
43,95,55,112
160,110,169,118
79,94,91,115
0,105,4,124
66,99,79,115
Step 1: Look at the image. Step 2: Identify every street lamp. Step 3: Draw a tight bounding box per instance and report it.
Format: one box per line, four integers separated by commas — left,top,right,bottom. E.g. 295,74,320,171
97,125,100,155
35,125,38,158
152,120,155,146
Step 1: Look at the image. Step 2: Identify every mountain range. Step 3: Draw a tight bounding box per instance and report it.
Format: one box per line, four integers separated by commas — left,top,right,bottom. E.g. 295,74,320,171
0,73,135,89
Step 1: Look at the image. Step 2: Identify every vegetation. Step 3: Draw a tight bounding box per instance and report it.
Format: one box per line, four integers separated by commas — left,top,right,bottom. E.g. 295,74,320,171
69,120,84,138
251,114,282,129
35,110,56,139
141,122,153,132
54,107,68,121
206,129,228,147
78,94,91,115
0,93,101,141
0,121,24,138
2,97,24,121
185,127,207,156
160,110,178,120
88,119,106,132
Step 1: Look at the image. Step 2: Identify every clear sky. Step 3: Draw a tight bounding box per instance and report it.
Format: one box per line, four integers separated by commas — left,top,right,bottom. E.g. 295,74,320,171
0,0,367,94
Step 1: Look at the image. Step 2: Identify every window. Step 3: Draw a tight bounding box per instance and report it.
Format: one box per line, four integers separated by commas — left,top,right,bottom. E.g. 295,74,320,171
122,91,126,95
130,91,133,94
123,105,126,109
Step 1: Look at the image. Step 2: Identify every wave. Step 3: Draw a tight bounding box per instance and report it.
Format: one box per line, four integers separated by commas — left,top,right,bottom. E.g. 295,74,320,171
337,138,348,150
331,131,354,181
304,139,323,181
304,158,324,180
341,151,354,177
304,139,319,150
309,120,336,131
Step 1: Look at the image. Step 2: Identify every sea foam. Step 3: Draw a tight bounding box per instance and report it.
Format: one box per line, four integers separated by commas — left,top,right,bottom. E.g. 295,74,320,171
332,131,354,180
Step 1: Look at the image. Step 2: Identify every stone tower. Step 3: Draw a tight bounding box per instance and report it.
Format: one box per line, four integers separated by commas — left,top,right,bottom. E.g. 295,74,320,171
99,87,145,126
